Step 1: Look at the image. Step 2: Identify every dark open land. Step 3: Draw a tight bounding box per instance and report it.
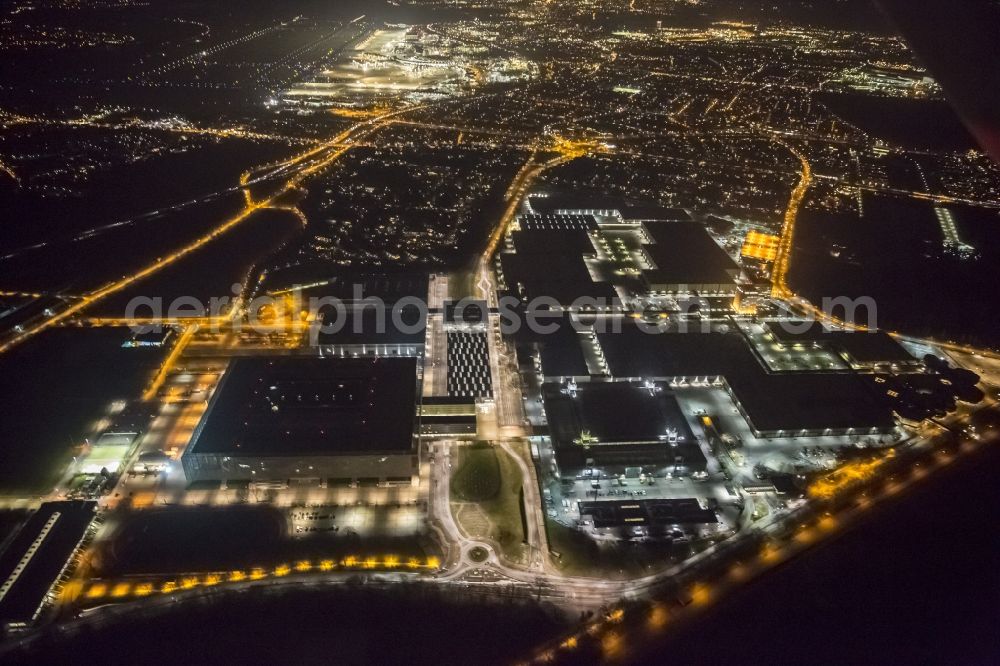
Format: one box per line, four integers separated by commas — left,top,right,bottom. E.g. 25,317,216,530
92,505,437,576
89,208,302,317
624,443,1000,666
0,195,246,295
790,193,1000,347
6,585,565,666
0,128,297,246
0,327,165,494
817,92,977,152
0,511,29,550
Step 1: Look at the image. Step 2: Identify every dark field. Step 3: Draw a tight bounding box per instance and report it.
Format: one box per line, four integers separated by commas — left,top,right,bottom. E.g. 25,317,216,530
450,442,502,502
817,92,977,152
7,585,566,666
0,327,165,494
0,129,297,248
790,193,1000,347
92,506,437,576
0,511,29,550
89,208,302,317
625,443,1000,666
0,195,246,294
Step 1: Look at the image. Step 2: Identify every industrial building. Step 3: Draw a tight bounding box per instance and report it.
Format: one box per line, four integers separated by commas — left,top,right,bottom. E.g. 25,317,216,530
542,380,708,477
419,396,478,437
182,357,420,486
316,303,426,358
534,319,898,438
763,320,921,371
305,272,429,358
577,498,718,537
496,203,740,310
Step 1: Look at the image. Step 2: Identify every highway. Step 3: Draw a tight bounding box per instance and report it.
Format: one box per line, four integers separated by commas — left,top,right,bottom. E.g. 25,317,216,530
769,137,812,298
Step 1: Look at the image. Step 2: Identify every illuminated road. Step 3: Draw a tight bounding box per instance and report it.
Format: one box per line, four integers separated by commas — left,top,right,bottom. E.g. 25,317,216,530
763,137,1000,361
0,158,19,185
770,137,812,298
518,427,1000,663
8,427,982,666
2,77,997,665
142,324,198,400
0,102,442,356
476,147,588,306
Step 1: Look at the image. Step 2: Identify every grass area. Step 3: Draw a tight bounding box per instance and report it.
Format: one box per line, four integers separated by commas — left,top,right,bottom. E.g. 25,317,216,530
751,497,770,521
447,268,477,301
450,443,526,563
450,441,501,502
66,474,92,492
545,518,686,579
11,586,565,666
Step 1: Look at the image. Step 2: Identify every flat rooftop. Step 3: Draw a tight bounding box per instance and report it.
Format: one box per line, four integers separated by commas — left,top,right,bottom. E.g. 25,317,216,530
0,501,96,626
499,251,618,305
596,326,743,378
527,194,691,221
511,228,596,256
296,272,429,305
832,332,915,365
765,321,916,365
188,357,417,457
543,381,696,446
512,313,591,378
443,300,488,326
726,369,895,434
578,498,716,529
641,221,739,288
516,214,598,232
592,323,895,433
317,304,426,346
542,381,707,471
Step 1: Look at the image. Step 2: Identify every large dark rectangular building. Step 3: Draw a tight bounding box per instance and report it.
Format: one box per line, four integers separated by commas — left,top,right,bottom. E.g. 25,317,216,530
639,221,740,295
183,357,419,485
542,381,707,475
